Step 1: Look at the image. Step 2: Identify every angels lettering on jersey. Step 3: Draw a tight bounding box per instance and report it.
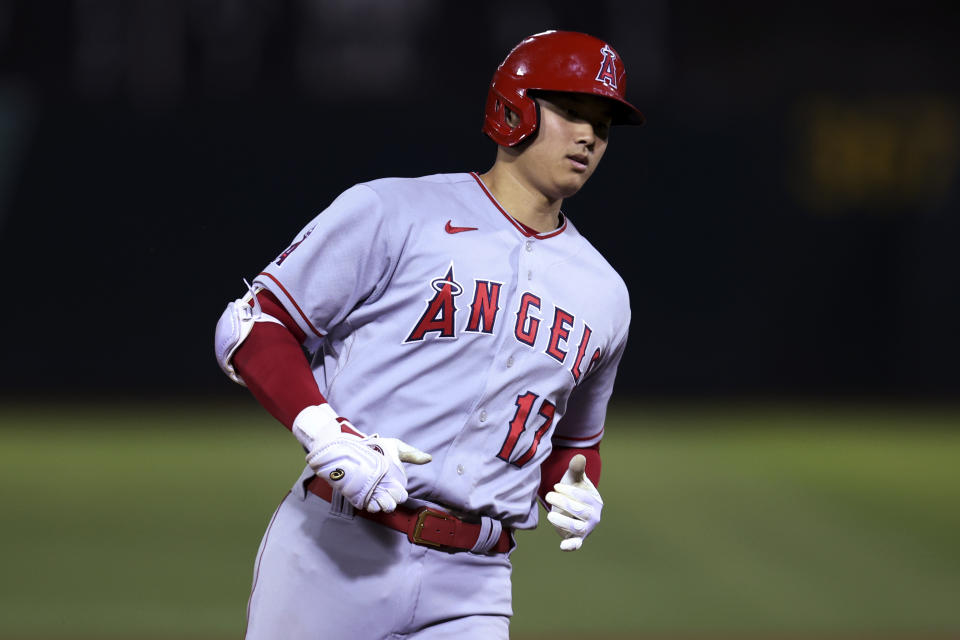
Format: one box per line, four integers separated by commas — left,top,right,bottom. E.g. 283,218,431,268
404,263,601,384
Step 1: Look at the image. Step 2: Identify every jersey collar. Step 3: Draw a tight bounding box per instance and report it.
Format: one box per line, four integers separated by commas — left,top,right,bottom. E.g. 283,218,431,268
469,172,567,240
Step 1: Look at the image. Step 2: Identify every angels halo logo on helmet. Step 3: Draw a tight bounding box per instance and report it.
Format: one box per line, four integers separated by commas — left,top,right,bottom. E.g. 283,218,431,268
482,30,646,147
595,45,619,89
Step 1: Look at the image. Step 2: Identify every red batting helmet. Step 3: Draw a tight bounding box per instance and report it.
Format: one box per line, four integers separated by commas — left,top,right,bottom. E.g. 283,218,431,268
482,30,646,147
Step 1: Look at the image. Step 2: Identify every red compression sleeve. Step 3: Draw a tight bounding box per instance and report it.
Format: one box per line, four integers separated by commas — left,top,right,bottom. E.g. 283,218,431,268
232,291,325,430
537,444,602,504
252,290,307,343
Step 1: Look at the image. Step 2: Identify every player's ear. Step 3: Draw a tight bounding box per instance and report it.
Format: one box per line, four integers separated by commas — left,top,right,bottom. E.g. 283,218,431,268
504,106,521,129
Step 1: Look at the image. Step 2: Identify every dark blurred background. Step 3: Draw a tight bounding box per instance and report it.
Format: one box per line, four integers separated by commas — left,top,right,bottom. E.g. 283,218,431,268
0,0,957,402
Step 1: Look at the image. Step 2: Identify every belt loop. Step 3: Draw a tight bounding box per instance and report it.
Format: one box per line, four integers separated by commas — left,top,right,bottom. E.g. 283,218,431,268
329,489,355,520
470,515,503,554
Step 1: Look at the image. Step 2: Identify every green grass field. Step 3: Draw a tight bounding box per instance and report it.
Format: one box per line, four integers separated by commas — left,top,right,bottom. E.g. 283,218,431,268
1,400,958,639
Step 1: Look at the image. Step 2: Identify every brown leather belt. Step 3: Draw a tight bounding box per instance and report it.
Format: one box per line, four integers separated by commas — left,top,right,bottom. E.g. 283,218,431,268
306,476,513,554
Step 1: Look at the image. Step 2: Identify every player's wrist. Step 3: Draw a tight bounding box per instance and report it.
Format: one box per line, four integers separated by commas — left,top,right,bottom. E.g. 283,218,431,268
292,403,353,451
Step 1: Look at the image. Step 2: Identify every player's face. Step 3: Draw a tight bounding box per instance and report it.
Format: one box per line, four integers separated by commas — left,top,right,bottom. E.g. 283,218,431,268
513,92,614,200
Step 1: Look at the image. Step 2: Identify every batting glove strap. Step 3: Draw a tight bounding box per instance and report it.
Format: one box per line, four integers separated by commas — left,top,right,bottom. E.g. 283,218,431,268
292,403,355,452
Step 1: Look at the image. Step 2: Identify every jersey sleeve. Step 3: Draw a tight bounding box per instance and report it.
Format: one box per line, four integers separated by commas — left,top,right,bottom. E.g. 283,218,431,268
553,317,629,448
252,184,398,349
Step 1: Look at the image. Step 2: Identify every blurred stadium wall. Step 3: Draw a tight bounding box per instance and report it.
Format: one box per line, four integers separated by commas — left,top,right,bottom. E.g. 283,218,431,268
0,0,957,402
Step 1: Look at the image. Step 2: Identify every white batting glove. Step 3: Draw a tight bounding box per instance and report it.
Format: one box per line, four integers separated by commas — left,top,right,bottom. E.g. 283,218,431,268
544,454,603,552
356,434,433,513
293,404,432,513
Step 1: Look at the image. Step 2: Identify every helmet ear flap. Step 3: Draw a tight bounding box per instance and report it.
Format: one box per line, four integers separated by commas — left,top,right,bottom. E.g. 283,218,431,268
483,86,539,147
523,99,542,147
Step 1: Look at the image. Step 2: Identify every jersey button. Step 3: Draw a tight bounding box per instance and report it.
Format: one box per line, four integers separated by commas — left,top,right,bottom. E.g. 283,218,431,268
506,356,514,368
456,464,465,475
479,410,488,422
525,240,533,252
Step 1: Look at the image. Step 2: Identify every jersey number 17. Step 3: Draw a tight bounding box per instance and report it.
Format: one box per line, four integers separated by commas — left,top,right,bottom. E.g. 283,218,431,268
496,391,556,468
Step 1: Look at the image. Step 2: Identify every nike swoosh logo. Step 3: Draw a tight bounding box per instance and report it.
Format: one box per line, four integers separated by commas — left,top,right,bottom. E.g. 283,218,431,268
445,220,479,234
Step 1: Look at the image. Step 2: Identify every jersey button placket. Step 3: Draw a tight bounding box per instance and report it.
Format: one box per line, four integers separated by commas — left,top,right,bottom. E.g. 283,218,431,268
523,238,534,280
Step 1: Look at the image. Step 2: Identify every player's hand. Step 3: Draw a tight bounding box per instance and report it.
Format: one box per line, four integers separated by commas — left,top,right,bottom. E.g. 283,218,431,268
294,404,431,513
305,433,431,514
544,454,603,552
361,435,432,513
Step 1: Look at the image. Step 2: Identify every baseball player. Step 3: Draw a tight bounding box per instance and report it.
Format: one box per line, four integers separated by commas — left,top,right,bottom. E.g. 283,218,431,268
214,30,644,639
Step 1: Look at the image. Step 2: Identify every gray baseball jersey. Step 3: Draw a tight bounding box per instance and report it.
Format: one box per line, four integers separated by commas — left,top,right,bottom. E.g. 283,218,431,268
253,171,629,530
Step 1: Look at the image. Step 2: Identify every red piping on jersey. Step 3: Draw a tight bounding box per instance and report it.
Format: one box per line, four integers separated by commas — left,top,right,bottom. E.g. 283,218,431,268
553,428,605,442
469,172,567,239
249,290,307,344
257,272,325,338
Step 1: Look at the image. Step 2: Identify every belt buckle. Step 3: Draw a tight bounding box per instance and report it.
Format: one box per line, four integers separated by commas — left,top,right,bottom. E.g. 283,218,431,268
412,507,453,548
